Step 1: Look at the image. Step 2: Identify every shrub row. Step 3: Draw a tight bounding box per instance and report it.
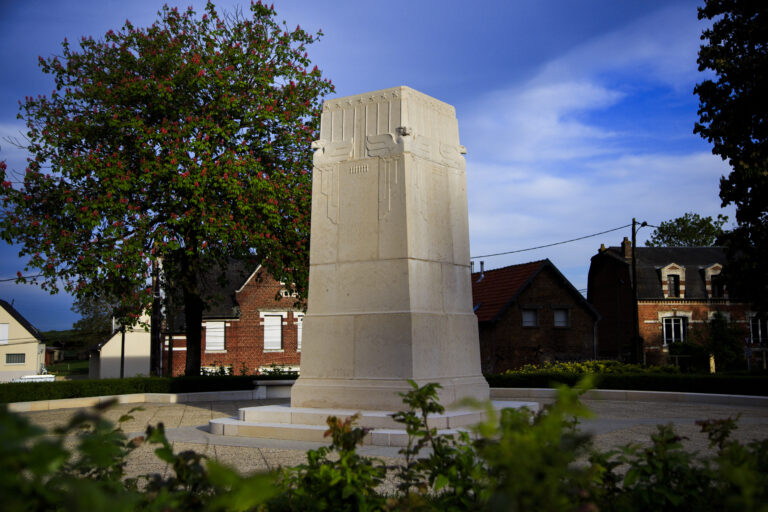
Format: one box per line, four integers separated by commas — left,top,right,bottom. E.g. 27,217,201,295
512,359,681,374
486,371,768,396
0,374,297,404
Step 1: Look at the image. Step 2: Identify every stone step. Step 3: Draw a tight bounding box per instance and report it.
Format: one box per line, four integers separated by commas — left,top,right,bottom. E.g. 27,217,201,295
208,400,539,447
209,417,465,447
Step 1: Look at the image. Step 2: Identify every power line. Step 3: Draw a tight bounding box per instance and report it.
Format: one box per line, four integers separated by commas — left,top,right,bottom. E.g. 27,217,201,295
0,274,43,282
471,224,632,260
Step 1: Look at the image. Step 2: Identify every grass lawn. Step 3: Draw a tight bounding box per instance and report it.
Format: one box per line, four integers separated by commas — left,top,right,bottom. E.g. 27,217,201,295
48,360,89,376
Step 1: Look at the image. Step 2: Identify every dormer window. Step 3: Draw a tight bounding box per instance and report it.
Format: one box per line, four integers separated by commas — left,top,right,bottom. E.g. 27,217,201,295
704,263,726,299
660,264,685,298
668,275,680,298
711,274,725,298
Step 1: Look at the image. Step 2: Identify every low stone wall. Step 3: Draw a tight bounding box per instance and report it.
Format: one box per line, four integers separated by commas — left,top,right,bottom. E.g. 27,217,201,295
6,379,295,412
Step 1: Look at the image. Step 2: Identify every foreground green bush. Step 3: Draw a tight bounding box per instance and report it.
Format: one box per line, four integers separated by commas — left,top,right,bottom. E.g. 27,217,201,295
3,379,767,511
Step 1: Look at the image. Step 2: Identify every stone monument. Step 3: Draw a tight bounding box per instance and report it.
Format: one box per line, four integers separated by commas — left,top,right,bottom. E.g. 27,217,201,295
290,86,489,410
209,87,529,446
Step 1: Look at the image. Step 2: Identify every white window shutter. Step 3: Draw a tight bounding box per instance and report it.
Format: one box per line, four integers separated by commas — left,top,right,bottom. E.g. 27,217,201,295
205,322,225,351
0,324,8,345
264,315,282,350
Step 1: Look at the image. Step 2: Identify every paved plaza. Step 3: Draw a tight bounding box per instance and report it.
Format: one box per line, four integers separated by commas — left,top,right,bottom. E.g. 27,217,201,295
17,395,768,479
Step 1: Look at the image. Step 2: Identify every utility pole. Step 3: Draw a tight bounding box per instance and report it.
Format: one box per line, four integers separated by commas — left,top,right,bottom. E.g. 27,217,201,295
631,218,647,364
120,325,126,379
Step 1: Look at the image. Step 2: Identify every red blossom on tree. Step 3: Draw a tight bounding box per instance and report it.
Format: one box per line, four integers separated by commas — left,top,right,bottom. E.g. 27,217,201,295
0,1,333,375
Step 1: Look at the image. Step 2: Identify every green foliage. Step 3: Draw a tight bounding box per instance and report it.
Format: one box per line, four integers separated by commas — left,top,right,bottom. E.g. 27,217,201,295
271,414,386,511
0,1,334,375
695,0,768,310
0,402,276,511
511,360,680,375
47,359,90,376
2,380,768,511
645,212,729,247
685,312,745,371
476,378,596,511
70,294,115,349
486,362,768,396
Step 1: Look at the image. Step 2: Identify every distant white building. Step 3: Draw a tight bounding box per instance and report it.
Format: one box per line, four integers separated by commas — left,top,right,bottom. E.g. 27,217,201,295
0,299,46,382
88,316,151,379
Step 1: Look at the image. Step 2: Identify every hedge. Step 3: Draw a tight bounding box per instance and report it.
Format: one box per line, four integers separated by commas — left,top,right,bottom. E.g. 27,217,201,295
0,374,297,404
485,371,768,396
4,371,766,404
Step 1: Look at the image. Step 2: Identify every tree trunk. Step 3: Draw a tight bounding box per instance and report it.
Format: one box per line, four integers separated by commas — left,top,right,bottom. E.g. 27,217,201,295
183,289,204,376
180,254,204,377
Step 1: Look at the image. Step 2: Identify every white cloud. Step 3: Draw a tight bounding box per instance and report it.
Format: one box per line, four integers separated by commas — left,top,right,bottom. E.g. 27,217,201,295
537,3,705,91
467,81,624,163
467,151,733,291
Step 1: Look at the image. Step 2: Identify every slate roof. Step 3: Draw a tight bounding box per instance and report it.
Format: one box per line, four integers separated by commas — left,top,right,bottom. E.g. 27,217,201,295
471,259,598,323
0,299,45,343
164,260,258,333
599,246,727,300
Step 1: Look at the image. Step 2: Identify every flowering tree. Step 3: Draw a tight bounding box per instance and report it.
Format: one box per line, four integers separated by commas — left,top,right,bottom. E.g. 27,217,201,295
0,2,333,375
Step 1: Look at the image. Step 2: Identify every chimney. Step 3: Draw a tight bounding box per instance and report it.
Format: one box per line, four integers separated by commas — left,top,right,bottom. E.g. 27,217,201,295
621,237,632,259
476,261,486,283
599,243,606,252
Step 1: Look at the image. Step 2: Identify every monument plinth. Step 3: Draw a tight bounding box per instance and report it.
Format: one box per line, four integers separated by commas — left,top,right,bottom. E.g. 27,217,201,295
290,86,489,410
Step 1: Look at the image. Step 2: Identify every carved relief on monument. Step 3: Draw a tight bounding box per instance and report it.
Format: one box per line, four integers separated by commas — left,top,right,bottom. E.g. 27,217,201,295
439,142,467,169
316,164,339,224
311,139,353,164
366,133,401,158
378,157,402,221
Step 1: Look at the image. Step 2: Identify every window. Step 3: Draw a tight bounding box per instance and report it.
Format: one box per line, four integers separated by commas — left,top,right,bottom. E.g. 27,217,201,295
553,309,570,328
295,313,304,351
522,309,538,328
711,274,725,298
668,275,680,298
0,323,7,345
663,317,687,344
263,315,283,351
204,322,225,351
5,353,25,365
751,316,767,344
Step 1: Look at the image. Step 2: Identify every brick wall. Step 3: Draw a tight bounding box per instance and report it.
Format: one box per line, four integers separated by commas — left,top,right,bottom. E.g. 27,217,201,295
479,266,597,373
162,270,303,376
587,253,634,359
638,301,751,365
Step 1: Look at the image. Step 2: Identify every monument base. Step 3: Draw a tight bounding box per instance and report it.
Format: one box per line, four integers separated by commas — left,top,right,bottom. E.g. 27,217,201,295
208,400,539,447
290,375,490,411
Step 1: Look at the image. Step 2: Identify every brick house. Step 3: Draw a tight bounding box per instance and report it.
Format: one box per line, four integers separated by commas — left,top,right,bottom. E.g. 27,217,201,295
587,238,757,365
471,260,600,373
163,262,304,376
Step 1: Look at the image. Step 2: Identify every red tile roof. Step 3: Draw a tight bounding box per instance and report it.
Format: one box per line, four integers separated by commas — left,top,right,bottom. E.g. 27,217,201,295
471,260,546,322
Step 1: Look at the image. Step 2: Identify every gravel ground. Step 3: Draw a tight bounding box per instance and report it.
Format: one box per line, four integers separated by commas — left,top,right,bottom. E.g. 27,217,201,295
18,396,768,483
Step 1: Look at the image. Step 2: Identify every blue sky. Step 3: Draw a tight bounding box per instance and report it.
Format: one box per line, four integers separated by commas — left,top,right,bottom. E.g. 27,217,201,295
0,0,731,331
